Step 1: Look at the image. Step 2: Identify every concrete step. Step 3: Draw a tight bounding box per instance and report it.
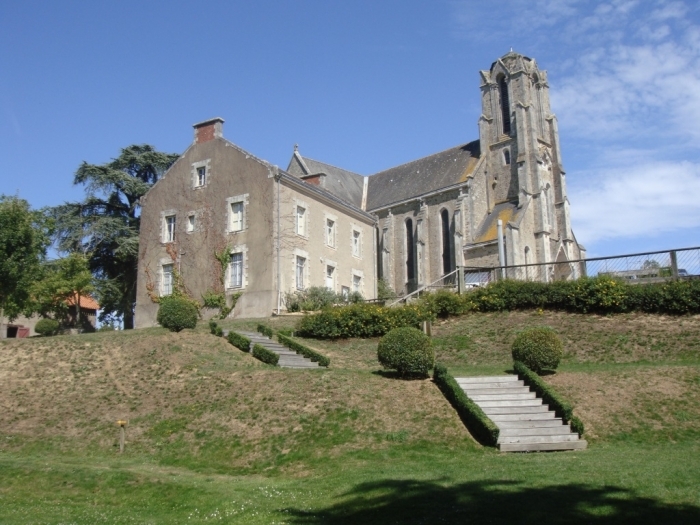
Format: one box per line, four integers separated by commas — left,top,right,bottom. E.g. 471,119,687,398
456,376,518,384
498,434,580,445
478,399,544,407
489,412,556,421
496,418,564,428
499,426,571,437
482,405,549,414
499,440,588,452
461,386,530,395
468,393,536,401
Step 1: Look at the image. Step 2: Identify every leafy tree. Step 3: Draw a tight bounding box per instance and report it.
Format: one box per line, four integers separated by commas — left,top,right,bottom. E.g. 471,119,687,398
31,253,94,328
50,145,179,329
0,196,50,320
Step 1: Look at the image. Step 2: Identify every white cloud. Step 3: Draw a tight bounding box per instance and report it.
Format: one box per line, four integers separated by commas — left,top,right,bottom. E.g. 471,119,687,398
570,160,700,244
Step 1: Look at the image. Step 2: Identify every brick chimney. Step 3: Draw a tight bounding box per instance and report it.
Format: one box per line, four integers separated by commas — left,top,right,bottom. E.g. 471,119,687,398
193,117,224,143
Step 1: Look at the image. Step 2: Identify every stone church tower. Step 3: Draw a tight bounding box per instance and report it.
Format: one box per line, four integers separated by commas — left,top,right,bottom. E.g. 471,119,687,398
476,52,582,277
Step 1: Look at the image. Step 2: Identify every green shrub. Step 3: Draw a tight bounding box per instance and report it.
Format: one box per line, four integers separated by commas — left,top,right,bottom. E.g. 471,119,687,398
156,296,198,332
35,318,59,336
252,343,279,366
257,323,274,338
419,290,468,319
377,278,397,301
277,328,293,337
511,326,563,374
227,331,251,352
278,333,330,367
513,361,584,436
377,327,434,377
201,290,226,309
208,320,223,337
433,363,499,446
296,303,432,339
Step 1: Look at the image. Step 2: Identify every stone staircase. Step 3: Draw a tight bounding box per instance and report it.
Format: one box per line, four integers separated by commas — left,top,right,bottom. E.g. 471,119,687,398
456,375,587,452
235,330,321,369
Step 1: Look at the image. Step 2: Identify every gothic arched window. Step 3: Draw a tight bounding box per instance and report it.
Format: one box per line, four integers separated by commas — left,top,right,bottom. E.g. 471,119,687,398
405,219,415,282
441,209,452,274
497,74,511,135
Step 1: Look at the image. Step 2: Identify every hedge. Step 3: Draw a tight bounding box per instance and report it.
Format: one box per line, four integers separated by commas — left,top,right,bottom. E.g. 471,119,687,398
457,276,700,315
252,343,279,366
278,333,330,367
209,320,223,337
513,361,585,436
227,331,252,352
433,363,499,447
296,302,432,339
257,323,274,338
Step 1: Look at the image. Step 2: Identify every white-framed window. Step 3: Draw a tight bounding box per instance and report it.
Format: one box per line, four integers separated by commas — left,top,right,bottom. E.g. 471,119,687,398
192,159,211,188
196,166,206,187
164,214,176,243
341,286,350,299
230,201,243,231
296,256,306,290
187,214,195,233
326,219,335,247
352,229,361,258
226,194,248,233
162,264,174,296
229,252,243,288
352,274,362,293
296,206,306,236
326,264,335,290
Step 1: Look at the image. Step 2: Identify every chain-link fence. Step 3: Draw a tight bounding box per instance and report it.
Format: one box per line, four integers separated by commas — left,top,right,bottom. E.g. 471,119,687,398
463,246,700,287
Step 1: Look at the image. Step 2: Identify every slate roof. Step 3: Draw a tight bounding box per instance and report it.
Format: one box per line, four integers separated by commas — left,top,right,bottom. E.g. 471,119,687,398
473,202,520,243
366,140,481,211
286,152,365,209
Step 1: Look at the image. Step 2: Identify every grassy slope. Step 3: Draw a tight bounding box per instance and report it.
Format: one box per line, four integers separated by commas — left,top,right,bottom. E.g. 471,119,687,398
1,311,700,523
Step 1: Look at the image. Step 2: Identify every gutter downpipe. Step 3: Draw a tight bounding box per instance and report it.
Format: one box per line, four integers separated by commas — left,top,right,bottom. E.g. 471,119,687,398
497,219,506,280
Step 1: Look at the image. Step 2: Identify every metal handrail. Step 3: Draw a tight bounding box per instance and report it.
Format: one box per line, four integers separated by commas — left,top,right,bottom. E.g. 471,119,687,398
387,268,461,307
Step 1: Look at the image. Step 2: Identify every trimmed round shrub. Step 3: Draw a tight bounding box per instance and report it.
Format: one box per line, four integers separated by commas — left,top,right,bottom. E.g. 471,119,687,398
377,327,434,377
157,296,198,332
511,326,563,374
35,318,59,336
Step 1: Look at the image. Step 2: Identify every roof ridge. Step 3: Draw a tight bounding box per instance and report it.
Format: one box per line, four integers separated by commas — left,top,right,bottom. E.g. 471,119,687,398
371,140,478,177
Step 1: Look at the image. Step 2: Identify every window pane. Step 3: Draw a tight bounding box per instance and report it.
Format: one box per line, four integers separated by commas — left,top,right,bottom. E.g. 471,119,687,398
352,275,361,293
353,230,360,256
165,216,176,242
230,252,243,287
231,202,243,231
296,256,305,289
327,219,334,246
162,264,173,295
326,266,334,289
297,207,305,235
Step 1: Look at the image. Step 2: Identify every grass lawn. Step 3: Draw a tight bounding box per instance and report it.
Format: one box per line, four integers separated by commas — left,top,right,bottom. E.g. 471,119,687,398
1,310,699,523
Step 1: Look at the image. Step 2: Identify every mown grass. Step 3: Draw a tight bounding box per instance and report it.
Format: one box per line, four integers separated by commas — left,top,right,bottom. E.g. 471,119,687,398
1,310,699,523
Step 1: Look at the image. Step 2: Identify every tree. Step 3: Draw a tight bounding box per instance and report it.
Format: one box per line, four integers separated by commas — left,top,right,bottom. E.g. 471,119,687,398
31,253,94,329
0,196,50,320
50,145,179,329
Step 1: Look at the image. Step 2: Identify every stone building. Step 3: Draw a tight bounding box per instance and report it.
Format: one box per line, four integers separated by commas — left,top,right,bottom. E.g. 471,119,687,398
289,51,585,295
134,118,377,326
135,51,585,324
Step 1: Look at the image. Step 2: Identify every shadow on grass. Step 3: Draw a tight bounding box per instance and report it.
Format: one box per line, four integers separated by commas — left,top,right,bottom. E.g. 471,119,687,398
285,478,700,524
371,370,430,381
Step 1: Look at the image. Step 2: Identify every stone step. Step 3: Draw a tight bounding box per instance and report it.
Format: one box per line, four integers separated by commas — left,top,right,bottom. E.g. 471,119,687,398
468,393,536,401
496,418,564,428
498,434,580,445
482,405,549,415
489,412,556,421
456,376,518,384
499,440,588,452
478,399,544,407
499,426,572,437
461,386,530,395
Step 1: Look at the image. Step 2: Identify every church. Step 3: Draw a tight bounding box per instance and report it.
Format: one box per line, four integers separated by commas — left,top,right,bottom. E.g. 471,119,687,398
134,51,585,325
287,50,585,295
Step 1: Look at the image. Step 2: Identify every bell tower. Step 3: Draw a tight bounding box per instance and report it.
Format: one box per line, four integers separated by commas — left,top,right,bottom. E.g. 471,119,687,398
478,51,575,265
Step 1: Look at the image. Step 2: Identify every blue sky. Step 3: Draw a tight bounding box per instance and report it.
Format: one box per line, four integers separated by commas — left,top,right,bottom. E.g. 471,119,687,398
1,0,699,258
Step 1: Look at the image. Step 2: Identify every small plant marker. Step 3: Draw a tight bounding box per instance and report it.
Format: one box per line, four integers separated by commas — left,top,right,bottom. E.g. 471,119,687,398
116,420,128,453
